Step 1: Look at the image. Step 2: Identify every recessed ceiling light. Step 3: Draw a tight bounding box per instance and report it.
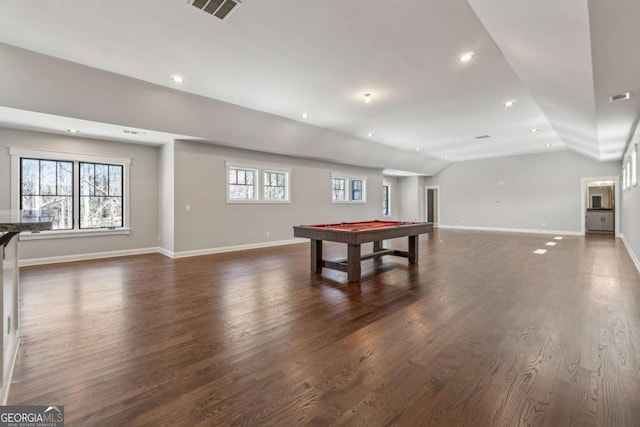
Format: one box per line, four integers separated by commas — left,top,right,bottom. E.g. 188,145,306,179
530,128,539,133
301,112,309,119
67,129,79,133
363,93,372,103
459,52,474,62
170,75,184,83
416,147,420,151
444,155,448,159
367,132,374,137
503,100,516,107
545,143,552,147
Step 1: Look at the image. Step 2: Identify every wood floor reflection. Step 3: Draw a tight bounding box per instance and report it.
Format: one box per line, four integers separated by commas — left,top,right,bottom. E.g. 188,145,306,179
9,230,640,426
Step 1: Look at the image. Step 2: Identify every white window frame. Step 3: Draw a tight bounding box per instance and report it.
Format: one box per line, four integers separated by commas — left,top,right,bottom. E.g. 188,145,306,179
632,146,637,187
382,185,391,216
10,147,131,240
331,175,348,203
262,169,291,203
226,163,259,203
330,173,367,203
225,161,291,204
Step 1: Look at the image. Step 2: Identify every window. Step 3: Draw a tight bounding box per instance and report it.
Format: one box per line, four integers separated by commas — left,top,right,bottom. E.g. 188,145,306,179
20,158,74,230
332,177,347,201
625,162,632,190
264,171,288,201
79,162,123,229
225,161,290,203
382,185,390,216
11,147,130,237
331,173,367,203
632,146,637,187
228,167,257,200
352,179,363,201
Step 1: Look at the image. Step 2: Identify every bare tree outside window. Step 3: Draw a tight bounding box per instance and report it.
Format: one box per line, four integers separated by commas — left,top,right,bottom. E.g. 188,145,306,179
228,168,256,199
79,162,123,228
332,177,346,201
352,179,363,200
383,185,389,215
20,158,73,229
264,171,286,200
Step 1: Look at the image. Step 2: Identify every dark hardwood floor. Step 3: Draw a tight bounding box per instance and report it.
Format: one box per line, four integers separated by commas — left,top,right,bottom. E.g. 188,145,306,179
8,229,640,426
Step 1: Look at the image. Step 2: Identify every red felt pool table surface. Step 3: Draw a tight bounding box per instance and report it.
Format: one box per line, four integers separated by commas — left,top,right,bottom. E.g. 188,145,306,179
303,220,422,232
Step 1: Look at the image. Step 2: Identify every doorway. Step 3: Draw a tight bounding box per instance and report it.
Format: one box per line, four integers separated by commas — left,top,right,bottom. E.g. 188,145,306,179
581,177,619,236
424,186,439,226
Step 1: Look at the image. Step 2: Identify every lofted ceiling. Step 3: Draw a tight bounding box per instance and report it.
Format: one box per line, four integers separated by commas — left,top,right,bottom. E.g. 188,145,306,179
0,0,638,168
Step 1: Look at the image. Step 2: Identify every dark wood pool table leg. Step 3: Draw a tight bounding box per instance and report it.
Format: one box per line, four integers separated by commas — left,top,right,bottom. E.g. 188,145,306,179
373,240,383,252
310,239,323,273
347,243,361,282
408,235,418,264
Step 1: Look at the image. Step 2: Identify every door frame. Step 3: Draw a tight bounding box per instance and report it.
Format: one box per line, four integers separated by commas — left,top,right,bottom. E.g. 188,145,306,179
423,185,440,226
580,176,620,236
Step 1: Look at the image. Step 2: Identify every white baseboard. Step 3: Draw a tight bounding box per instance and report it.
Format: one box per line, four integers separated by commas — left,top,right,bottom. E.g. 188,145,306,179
19,247,160,267
438,224,583,236
1,337,20,405
157,247,174,258
19,239,307,266
621,235,640,274
169,238,305,259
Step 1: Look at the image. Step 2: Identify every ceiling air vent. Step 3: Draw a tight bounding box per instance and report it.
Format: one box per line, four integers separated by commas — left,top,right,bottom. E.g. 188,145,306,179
609,92,630,102
191,0,240,20
475,135,491,140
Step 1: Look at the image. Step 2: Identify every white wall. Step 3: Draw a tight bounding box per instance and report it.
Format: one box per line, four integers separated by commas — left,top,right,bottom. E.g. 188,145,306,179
396,176,423,221
621,180,640,266
0,127,160,260
422,150,620,233
621,144,640,267
172,141,384,253
159,141,175,253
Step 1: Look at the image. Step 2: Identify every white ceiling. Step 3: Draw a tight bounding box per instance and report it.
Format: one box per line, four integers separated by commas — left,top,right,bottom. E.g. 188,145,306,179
0,0,638,165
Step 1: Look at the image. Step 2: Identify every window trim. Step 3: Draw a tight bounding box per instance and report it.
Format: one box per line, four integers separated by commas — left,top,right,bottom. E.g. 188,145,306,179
225,161,291,204
331,175,348,203
382,185,390,216
10,147,131,239
226,164,259,203
351,179,365,202
331,173,367,203
262,169,291,203
632,146,637,187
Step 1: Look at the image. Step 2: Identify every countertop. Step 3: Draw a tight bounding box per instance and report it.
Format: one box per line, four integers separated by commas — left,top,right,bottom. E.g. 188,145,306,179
0,210,53,233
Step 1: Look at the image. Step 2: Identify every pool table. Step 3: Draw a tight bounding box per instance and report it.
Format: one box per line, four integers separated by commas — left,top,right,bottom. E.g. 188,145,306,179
293,220,433,282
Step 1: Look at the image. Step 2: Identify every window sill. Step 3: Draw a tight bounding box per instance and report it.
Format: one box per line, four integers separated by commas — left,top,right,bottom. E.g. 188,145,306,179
226,200,291,204
331,200,367,204
19,228,131,241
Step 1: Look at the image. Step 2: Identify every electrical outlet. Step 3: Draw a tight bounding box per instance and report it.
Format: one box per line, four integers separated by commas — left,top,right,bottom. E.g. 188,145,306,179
186,204,191,211
266,231,270,237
